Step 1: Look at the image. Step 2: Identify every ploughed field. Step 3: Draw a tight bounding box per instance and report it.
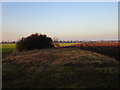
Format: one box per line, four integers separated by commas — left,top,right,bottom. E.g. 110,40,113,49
2,48,120,88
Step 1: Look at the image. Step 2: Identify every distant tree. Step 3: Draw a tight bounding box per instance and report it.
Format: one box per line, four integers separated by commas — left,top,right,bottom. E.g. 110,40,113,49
16,33,54,51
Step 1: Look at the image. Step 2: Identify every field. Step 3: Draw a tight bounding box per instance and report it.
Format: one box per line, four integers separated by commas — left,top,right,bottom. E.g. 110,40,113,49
2,42,120,88
62,42,120,60
1,42,120,60
0,44,16,55
1,43,77,55
2,48,120,88
59,43,78,47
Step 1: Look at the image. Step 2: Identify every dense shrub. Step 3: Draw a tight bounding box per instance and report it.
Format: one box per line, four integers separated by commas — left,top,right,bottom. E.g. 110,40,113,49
16,33,54,51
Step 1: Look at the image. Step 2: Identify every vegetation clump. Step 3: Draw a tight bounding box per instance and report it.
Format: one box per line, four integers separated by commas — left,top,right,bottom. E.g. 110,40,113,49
16,33,54,51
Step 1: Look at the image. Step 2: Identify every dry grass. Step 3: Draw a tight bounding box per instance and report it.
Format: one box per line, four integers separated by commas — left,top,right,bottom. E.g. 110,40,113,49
2,48,120,88
62,42,120,60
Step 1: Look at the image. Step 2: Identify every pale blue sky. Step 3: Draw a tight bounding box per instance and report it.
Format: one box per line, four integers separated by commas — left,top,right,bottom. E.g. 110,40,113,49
2,2,118,41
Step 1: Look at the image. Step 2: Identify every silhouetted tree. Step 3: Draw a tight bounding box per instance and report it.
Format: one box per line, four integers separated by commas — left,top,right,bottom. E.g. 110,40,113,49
16,33,54,51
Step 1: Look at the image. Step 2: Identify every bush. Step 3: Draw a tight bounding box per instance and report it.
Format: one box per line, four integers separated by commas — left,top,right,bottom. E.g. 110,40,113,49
16,33,54,51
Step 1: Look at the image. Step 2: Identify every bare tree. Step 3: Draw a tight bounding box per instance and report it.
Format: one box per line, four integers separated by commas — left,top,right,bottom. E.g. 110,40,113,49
53,37,60,47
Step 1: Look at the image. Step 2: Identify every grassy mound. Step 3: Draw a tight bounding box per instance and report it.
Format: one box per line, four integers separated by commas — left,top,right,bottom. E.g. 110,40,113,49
2,48,120,88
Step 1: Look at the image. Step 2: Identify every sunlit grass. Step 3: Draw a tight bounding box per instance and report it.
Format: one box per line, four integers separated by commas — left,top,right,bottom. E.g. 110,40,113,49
59,43,78,47
1,44,16,48
1,44,16,54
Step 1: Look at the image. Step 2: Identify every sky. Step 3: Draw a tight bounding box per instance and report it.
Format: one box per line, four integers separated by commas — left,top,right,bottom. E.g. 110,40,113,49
2,2,118,41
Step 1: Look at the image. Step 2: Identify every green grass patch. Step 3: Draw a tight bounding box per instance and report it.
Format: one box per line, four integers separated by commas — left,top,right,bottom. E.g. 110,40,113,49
59,43,78,47
0,44,16,55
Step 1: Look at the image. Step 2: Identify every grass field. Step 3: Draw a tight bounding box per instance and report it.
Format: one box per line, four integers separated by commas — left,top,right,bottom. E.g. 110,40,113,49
1,42,120,61
1,43,77,55
0,44,16,55
59,43,78,47
2,48,120,88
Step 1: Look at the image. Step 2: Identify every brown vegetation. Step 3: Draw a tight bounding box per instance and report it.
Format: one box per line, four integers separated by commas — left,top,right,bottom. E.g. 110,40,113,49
61,42,120,60
2,48,120,88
